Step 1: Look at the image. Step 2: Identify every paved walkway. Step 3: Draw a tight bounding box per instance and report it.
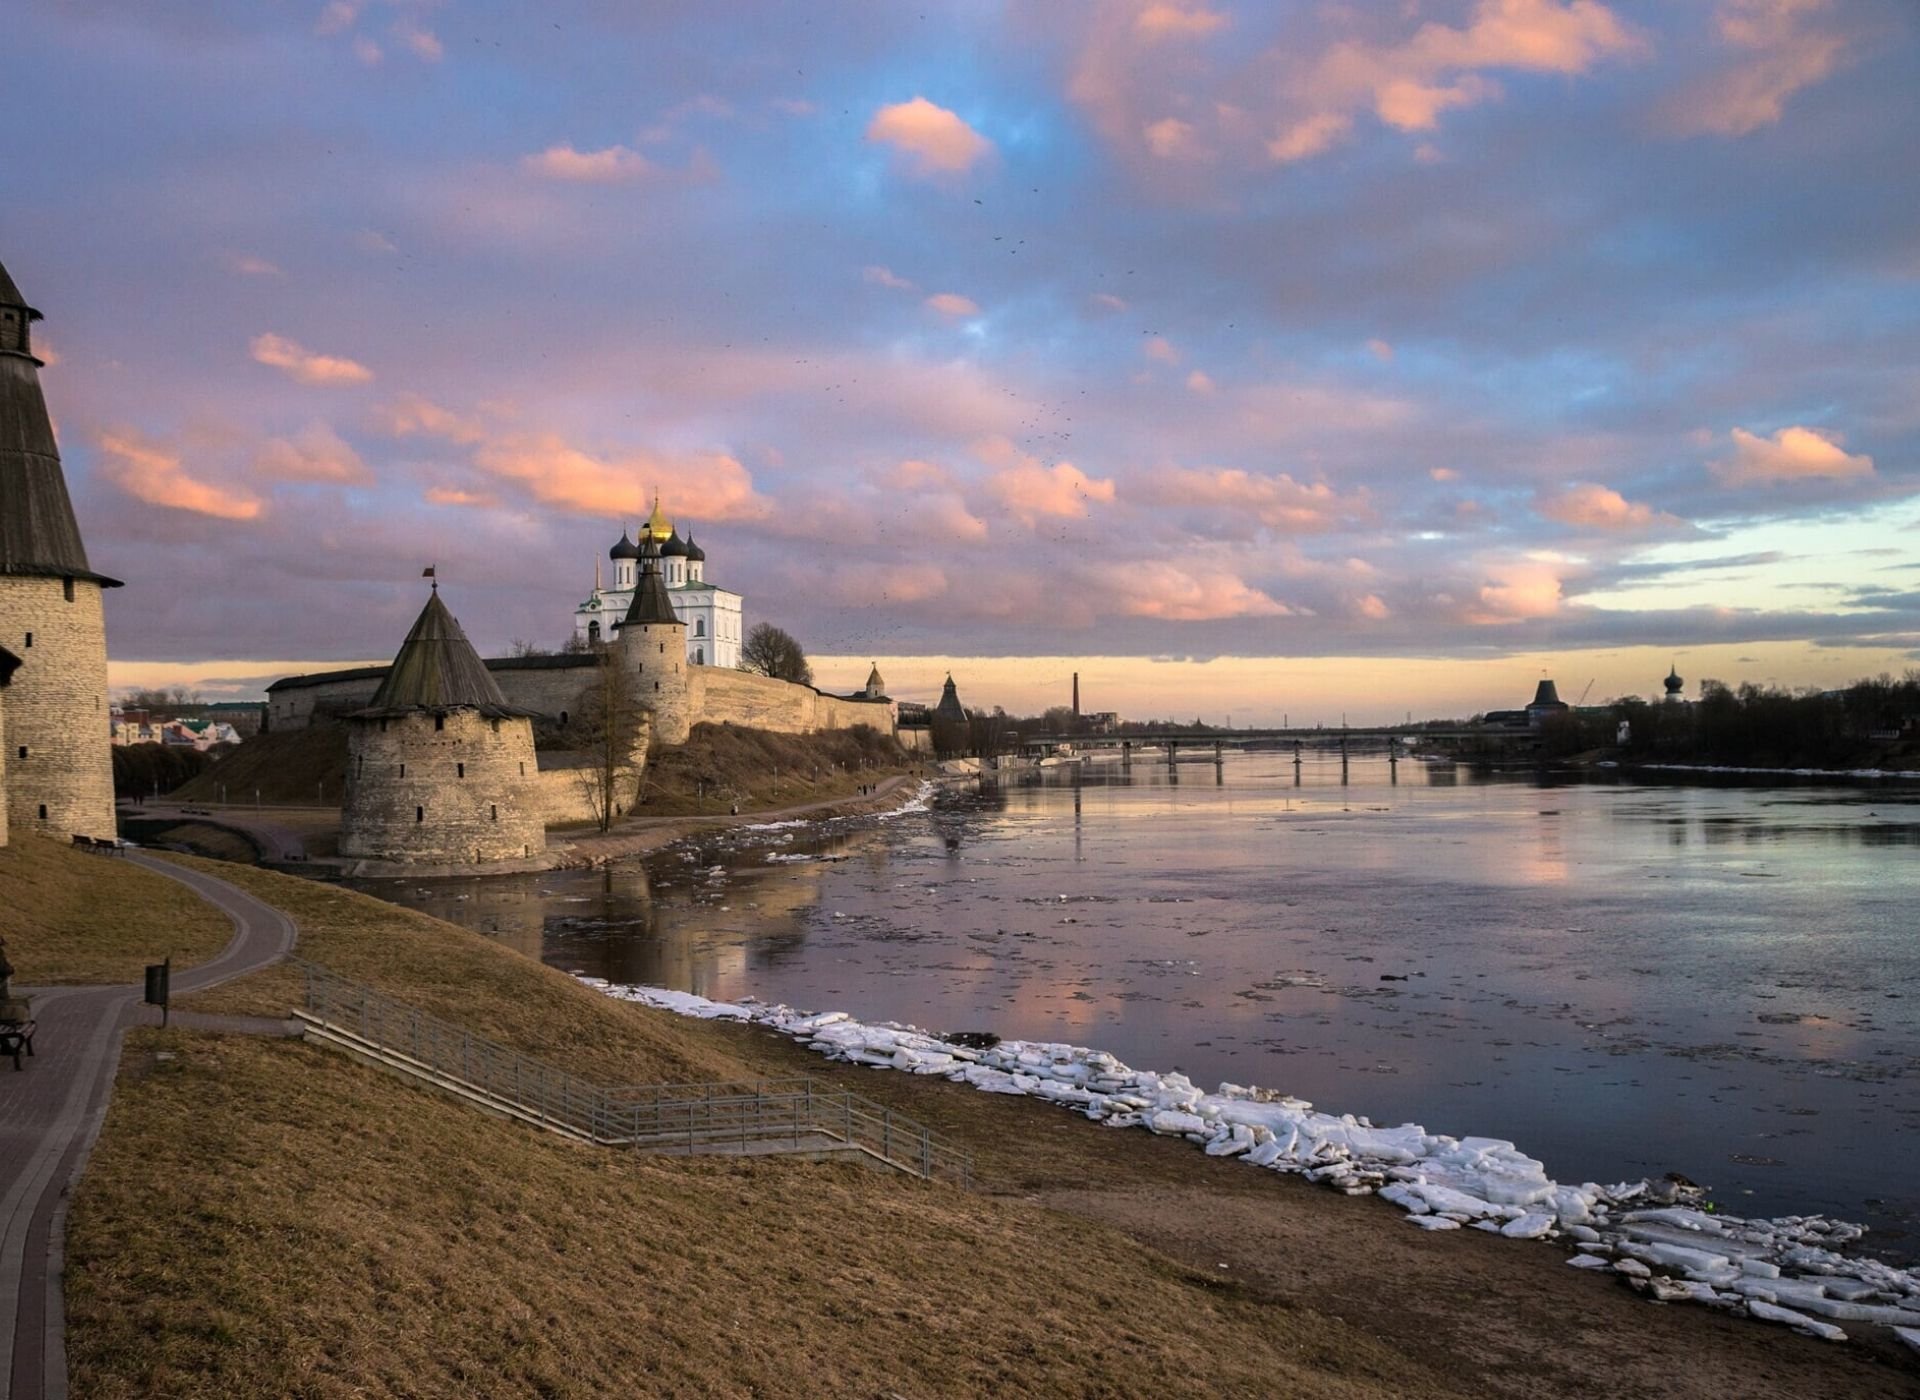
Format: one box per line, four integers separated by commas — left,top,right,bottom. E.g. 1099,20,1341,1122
0,854,296,1400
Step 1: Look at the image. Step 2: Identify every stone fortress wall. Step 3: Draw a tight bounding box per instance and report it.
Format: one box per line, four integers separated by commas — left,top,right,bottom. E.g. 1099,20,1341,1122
339,709,547,864
0,577,117,838
269,657,896,739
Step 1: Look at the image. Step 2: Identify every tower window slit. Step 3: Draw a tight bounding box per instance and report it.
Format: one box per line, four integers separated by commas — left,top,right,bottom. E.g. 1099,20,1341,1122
435,714,445,731
457,762,465,779
491,804,498,822
416,806,425,823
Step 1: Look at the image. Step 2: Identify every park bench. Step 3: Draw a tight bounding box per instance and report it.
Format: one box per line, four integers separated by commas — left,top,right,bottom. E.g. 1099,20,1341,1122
68,835,125,856
0,1020,34,1071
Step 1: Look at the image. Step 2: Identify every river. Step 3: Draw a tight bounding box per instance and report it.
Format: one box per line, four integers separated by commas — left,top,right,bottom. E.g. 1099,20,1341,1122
347,752,1920,1254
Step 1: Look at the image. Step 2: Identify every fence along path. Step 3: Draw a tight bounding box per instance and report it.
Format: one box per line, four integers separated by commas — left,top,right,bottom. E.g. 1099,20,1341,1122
294,963,972,1186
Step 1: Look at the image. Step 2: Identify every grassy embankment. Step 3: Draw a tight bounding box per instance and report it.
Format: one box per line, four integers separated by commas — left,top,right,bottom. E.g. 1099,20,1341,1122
168,726,349,806
0,835,232,984
68,855,1422,1398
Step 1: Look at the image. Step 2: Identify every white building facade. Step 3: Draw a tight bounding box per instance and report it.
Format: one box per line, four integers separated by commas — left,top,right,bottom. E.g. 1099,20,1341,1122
572,500,744,668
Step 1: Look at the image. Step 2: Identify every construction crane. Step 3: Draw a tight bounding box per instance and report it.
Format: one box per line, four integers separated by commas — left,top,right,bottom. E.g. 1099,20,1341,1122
1577,679,1595,705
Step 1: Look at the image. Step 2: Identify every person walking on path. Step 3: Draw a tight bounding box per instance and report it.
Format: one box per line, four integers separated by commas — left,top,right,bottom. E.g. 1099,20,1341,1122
0,854,297,1400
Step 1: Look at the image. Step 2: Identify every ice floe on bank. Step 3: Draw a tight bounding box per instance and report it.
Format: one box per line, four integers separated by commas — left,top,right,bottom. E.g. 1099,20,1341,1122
1599,761,1920,781
584,979,1920,1345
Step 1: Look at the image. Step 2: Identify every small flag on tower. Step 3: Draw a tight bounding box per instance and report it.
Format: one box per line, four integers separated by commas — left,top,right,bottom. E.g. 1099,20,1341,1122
422,566,436,579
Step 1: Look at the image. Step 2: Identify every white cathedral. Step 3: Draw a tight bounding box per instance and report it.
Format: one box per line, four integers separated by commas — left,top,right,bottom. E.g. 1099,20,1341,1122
572,498,744,667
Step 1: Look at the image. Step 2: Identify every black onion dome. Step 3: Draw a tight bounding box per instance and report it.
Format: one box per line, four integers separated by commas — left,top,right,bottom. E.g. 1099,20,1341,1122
609,530,641,561
661,529,689,558
684,533,706,562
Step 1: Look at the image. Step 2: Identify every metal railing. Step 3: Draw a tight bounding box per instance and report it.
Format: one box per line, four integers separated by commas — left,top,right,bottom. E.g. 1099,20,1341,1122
295,962,972,1186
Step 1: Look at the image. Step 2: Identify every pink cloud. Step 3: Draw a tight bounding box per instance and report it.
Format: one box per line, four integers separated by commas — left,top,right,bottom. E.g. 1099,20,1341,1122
469,431,768,523
394,21,442,62
424,485,498,508
1366,338,1395,362
520,144,655,183
866,97,993,177
925,291,980,318
1144,117,1208,160
979,438,1117,525
1089,291,1129,312
227,253,283,278
886,458,955,490
1536,482,1676,529
1711,424,1874,484
1152,467,1372,532
250,333,374,387
1094,560,1290,621
1143,335,1180,364
252,422,372,484
373,393,485,445
1268,113,1352,162
1667,0,1852,136
97,428,264,521
1429,466,1459,481
1136,3,1228,40
1186,369,1217,395
1354,593,1392,621
863,265,917,291
1468,560,1566,623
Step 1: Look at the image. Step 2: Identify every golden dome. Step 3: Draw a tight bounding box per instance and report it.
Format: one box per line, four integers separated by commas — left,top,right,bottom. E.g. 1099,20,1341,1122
641,493,673,542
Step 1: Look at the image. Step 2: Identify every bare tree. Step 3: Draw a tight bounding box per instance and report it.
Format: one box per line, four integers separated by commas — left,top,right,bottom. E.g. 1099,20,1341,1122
566,649,644,831
739,623,813,686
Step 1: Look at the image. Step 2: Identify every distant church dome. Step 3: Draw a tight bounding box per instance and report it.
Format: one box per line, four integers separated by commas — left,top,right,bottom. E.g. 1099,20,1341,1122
684,534,706,563
1665,665,1684,697
642,494,673,543
661,529,689,558
609,531,640,561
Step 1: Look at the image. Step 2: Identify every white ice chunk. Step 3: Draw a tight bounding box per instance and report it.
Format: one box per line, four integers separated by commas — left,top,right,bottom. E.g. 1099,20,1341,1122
1746,1300,1846,1342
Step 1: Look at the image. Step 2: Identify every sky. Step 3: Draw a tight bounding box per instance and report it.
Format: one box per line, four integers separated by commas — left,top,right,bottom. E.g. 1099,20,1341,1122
7,0,1920,723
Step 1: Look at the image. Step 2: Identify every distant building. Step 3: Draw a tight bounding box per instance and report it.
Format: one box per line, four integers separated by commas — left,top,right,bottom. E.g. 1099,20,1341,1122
1526,680,1570,729
1663,665,1684,702
573,498,743,668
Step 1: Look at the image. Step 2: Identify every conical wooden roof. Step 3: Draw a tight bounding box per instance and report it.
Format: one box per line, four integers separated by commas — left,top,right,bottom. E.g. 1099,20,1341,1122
0,257,118,585
621,538,682,629
359,589,527,718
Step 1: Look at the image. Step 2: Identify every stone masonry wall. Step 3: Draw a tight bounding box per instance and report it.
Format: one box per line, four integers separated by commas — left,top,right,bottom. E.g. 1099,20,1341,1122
690,667,894,736
619,621,689,745
339,709,546,864
0,576,117,838
272,657,895,744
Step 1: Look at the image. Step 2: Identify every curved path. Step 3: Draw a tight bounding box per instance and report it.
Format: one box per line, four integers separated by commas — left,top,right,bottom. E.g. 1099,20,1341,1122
0,854,296,1400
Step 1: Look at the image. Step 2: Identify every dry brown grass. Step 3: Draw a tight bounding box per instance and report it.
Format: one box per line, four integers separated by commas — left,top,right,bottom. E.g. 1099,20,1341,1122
163,855,764,1087
67,1029,1422,1400
625,722,920,819
0,834,232,984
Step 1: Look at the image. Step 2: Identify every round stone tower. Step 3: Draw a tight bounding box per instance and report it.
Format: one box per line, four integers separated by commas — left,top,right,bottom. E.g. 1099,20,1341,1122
339,584,546,865
616,536,689,747
0,257,121,839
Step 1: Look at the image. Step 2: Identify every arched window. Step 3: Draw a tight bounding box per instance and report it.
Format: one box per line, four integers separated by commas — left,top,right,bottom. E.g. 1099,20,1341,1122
695,648,705,665
695,619,705,637
588,620,600,644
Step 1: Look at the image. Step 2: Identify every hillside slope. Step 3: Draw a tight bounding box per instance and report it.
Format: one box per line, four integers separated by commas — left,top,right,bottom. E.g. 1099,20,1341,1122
168,725,349,805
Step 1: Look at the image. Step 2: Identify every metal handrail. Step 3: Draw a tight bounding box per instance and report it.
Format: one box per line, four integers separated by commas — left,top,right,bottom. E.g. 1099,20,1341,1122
294,961,971,1185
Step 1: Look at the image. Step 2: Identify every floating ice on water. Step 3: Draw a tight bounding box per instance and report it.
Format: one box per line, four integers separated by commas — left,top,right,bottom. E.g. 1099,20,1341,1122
581,975,1920,1343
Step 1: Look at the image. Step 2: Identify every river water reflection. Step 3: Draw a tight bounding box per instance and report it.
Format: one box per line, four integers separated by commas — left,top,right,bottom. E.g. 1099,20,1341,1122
349,753,1920,1250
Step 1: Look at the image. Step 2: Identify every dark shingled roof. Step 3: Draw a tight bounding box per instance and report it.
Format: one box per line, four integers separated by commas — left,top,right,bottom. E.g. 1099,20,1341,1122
609,530,640,561
933,674,967,723
621,538,683,629
1529,679,1566,709
357,589,530,718
660,529,688,558
0,644,20,687
0,259,119,586
0,260,39,321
